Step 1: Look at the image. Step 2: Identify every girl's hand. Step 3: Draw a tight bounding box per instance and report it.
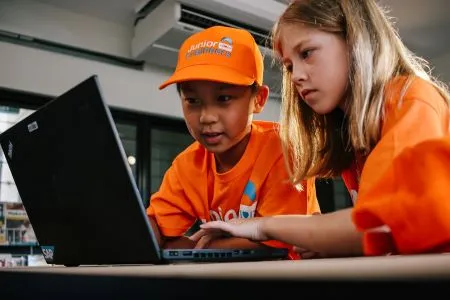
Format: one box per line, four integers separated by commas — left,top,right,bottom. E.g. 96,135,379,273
293,246,321,259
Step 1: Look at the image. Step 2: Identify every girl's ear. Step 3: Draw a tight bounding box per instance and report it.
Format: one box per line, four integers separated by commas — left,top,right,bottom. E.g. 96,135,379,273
253,85,270,113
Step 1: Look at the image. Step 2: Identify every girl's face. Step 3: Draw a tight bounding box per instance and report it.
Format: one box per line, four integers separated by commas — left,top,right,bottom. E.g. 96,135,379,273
279,24,349,114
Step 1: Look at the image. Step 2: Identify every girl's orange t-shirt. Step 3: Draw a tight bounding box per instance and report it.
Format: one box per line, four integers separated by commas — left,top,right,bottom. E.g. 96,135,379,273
346,76,450,255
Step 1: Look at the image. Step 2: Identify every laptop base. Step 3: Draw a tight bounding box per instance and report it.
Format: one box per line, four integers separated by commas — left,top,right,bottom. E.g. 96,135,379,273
163,248,288,263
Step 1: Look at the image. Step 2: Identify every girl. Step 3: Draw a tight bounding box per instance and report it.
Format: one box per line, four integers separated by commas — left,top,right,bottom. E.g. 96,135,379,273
190,0,450,258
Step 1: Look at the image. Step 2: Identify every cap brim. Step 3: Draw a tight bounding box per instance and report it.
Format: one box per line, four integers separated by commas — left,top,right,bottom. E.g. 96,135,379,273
159,64,255,90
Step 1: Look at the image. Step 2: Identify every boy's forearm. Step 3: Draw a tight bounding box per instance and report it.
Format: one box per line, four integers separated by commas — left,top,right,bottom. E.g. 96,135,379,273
149,216,163,247
205,237,268,249
264,208,363,257
149,216,196,249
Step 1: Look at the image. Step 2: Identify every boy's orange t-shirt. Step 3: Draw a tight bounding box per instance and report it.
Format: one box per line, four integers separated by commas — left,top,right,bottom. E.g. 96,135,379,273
342,76,450,255
147,120,320,253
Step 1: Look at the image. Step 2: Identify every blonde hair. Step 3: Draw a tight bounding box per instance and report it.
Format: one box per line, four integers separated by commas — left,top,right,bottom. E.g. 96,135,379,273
272,0,450,185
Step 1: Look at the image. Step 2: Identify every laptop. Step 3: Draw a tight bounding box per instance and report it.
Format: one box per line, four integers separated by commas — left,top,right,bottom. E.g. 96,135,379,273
0,75,288,266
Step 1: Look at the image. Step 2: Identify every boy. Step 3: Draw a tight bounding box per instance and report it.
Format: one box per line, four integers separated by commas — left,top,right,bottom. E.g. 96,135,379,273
148,25,319,251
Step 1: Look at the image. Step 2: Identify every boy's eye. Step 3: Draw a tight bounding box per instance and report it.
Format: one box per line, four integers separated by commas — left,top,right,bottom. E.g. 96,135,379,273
185,97,200,105
217,95,232,102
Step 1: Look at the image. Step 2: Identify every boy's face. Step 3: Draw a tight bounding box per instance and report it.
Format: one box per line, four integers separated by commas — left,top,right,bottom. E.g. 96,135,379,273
179,81,263,155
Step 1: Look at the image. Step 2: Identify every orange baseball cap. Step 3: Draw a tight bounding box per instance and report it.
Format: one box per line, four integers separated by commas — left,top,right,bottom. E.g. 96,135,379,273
159,25,264,90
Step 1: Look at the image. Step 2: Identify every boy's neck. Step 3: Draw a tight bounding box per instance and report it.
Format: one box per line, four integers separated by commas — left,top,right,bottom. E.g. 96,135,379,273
214,131,252,173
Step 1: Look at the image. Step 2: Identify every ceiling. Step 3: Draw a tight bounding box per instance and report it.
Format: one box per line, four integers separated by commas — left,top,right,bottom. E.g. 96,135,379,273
31,0,450,74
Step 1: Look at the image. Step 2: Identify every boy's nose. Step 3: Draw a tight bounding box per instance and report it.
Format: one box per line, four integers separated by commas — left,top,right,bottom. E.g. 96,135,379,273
199,106,219,124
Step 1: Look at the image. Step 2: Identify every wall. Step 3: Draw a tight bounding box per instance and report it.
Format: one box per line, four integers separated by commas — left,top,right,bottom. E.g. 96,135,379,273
430,52,450,85
0,0,281,121
0,41,182,117
0,0,132,57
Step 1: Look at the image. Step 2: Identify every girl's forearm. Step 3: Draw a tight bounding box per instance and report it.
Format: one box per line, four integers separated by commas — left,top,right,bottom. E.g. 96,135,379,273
263,208,363,257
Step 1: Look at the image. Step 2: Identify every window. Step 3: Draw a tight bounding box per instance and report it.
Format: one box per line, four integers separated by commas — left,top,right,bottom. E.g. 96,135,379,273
333,177,353,210
115,122,138,179
315,177,353,213
0,106,35,204
0,105,36,247
150,128,194,194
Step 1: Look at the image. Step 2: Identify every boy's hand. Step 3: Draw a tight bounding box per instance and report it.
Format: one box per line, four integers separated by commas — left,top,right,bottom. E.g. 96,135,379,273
190,230,227,249
190,217,270,244
189,229,267,249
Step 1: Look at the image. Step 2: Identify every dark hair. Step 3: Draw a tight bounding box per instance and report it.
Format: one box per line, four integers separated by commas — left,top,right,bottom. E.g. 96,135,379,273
176,83,182,95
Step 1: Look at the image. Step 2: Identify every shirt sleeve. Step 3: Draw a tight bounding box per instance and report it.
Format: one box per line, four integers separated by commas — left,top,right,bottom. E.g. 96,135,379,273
353,137,450,255
352,81,449,255
147,164,196,237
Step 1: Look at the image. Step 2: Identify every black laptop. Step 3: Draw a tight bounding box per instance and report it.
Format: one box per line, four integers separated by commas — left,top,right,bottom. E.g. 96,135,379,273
0,75,288,266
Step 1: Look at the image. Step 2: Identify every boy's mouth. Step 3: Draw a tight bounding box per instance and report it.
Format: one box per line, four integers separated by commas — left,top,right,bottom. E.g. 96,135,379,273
201,132,223,144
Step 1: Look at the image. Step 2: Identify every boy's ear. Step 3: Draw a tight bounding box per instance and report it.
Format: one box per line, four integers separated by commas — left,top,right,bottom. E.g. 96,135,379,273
253,85,270,113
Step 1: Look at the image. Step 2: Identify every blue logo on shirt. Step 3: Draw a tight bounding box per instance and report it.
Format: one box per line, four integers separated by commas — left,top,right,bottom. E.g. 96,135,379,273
243,181,256,202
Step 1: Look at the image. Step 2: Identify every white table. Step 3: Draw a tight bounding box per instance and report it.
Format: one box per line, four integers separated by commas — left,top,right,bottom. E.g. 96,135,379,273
2,254,450,299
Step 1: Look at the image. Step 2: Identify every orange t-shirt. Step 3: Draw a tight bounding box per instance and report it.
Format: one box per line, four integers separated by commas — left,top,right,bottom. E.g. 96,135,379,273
346,76,450,255
148,120,320,253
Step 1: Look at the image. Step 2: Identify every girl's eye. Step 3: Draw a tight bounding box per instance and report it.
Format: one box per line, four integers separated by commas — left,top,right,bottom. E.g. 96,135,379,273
301,49,313,59
285,64,293,73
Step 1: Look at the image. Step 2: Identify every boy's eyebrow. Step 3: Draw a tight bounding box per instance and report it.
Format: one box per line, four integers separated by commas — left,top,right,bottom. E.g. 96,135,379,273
180,84,194,92
218,84,237,90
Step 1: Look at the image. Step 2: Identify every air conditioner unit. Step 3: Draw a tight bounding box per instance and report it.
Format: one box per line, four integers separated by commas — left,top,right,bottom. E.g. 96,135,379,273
131,0,284,92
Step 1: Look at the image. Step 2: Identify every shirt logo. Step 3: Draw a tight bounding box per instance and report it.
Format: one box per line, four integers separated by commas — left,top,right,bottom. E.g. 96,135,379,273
206,180,258,221
239,180,257,219
239,202,257,219
243,181,256,202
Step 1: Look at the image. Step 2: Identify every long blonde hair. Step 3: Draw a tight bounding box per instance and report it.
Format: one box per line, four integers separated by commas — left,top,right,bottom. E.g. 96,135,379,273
272,0,450,185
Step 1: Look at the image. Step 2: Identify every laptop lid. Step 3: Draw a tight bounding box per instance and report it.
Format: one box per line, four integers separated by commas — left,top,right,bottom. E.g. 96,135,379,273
0,75,164,266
